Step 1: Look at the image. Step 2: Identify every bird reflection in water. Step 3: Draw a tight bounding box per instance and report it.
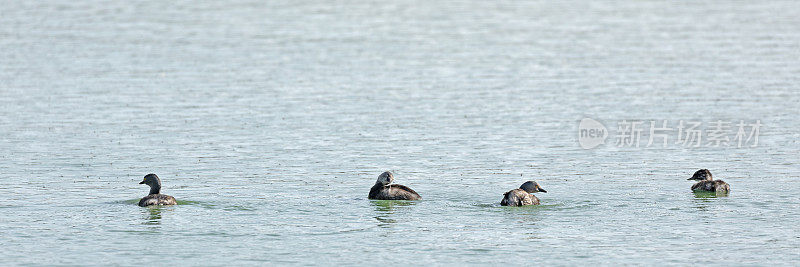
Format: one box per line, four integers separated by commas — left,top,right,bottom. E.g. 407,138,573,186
371,200,416,228
142,206,171,225
691,190,729,213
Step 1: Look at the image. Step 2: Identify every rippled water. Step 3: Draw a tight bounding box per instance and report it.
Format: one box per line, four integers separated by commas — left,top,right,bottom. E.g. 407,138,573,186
2,0,799,265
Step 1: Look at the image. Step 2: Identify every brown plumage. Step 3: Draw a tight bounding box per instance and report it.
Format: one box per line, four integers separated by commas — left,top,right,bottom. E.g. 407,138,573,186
687,169,730,193
368,171,421,200
501,189,540,206
501,181,546,206
138,173,178,207
691,180,730,192
138,194,177,207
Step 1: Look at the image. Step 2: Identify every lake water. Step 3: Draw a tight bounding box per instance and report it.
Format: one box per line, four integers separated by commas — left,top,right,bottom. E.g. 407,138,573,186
2,0,799,265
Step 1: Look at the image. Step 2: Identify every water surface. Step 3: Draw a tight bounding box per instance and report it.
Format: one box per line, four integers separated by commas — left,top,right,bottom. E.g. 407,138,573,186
1,0,799,265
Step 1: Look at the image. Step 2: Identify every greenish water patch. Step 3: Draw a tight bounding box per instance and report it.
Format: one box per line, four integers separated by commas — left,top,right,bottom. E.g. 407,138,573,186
197,202,256,211
370,200,418,212
118,199,140,205
309,227,374,236
175,200,203,206
692,191,730,198
107,229,163,236
223,205,256,211
499,204,546,210
115,199,209,207
141,206,173,224
475,201,566,210
369,199,419,205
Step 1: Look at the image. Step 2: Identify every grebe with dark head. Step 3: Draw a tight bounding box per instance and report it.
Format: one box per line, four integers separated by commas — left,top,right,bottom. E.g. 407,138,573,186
501,181,547,206
138,173,177,207
687,169,730,193
368,171,421,200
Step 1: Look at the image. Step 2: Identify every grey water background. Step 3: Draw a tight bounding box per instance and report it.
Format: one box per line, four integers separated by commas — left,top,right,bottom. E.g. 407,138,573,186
2,0,799,265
